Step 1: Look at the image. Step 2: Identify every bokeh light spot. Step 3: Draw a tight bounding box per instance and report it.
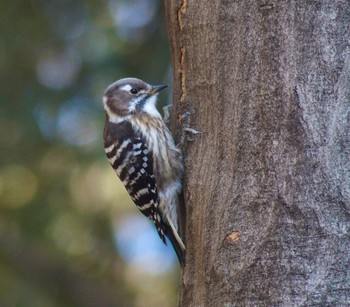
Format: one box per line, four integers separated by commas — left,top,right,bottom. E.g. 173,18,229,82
49,213,94,256
36,48,81,90
33,105,57,140
69,163,128,213
57,98,98,146
109,0,159,43
114,215,175,275
0,166,38,208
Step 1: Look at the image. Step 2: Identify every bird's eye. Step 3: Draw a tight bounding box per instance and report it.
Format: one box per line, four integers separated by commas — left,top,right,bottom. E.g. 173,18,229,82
130,88,138,94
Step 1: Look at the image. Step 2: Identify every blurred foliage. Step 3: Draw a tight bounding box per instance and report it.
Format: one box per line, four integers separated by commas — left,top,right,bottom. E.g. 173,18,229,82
0,0,180,306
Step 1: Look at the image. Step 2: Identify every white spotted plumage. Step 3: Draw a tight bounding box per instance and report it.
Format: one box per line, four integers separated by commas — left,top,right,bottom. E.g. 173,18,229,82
103,78,185,266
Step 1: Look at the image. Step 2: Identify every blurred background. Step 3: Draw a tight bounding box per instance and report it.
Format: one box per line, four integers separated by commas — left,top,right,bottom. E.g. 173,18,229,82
0,0,180,306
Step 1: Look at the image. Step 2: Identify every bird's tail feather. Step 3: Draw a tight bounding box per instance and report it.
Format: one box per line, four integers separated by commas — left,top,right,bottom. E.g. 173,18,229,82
165,217,185,268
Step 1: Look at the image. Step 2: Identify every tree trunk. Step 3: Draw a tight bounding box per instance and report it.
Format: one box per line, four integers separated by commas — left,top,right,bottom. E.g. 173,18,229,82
165,1,350,306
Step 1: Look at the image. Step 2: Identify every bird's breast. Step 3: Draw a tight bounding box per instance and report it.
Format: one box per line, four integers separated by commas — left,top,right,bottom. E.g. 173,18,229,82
131,116,182,186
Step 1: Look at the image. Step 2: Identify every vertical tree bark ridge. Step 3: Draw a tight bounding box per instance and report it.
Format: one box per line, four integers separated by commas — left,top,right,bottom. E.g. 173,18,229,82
166,1,350,306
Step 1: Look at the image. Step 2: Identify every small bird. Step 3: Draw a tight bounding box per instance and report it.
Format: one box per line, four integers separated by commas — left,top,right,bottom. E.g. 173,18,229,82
103,78,185,266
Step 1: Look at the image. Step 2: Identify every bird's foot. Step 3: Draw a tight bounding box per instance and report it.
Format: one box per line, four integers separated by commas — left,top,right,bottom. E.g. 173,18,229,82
178,111,205,147
183,127,206,142
163,105,172,127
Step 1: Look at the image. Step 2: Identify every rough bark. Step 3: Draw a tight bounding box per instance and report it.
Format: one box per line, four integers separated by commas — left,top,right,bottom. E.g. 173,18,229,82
165,1,350,306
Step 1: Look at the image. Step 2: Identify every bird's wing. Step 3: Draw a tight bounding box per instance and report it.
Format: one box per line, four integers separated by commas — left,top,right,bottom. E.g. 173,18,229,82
104,120,167,244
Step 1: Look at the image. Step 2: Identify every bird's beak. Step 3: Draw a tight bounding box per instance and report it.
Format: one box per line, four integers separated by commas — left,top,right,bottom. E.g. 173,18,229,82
149,84,168,95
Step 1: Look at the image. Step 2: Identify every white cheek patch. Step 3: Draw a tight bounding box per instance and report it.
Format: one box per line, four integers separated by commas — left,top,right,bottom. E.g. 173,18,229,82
120,84,132,92
129,94,147,112
143,94,161,118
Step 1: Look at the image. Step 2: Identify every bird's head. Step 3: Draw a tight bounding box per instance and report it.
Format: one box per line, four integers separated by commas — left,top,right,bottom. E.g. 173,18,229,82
103,78,168,123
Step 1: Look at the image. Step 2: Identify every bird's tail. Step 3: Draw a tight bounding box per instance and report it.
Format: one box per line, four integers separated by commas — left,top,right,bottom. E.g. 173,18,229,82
165,217,186,268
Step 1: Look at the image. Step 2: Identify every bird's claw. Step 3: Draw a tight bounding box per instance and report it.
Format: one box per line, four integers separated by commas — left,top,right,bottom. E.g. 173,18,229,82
178,111,205,146
183,128,206,142
163,105,172,126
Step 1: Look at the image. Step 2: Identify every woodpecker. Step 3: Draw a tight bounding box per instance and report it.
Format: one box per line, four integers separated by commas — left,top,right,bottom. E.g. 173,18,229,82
103,78,185,266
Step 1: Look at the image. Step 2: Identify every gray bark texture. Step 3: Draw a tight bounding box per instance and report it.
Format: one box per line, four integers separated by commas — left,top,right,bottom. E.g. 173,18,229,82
165,1,350,306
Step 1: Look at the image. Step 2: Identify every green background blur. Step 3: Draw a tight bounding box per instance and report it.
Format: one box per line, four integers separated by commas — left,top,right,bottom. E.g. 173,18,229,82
0,1,180,306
